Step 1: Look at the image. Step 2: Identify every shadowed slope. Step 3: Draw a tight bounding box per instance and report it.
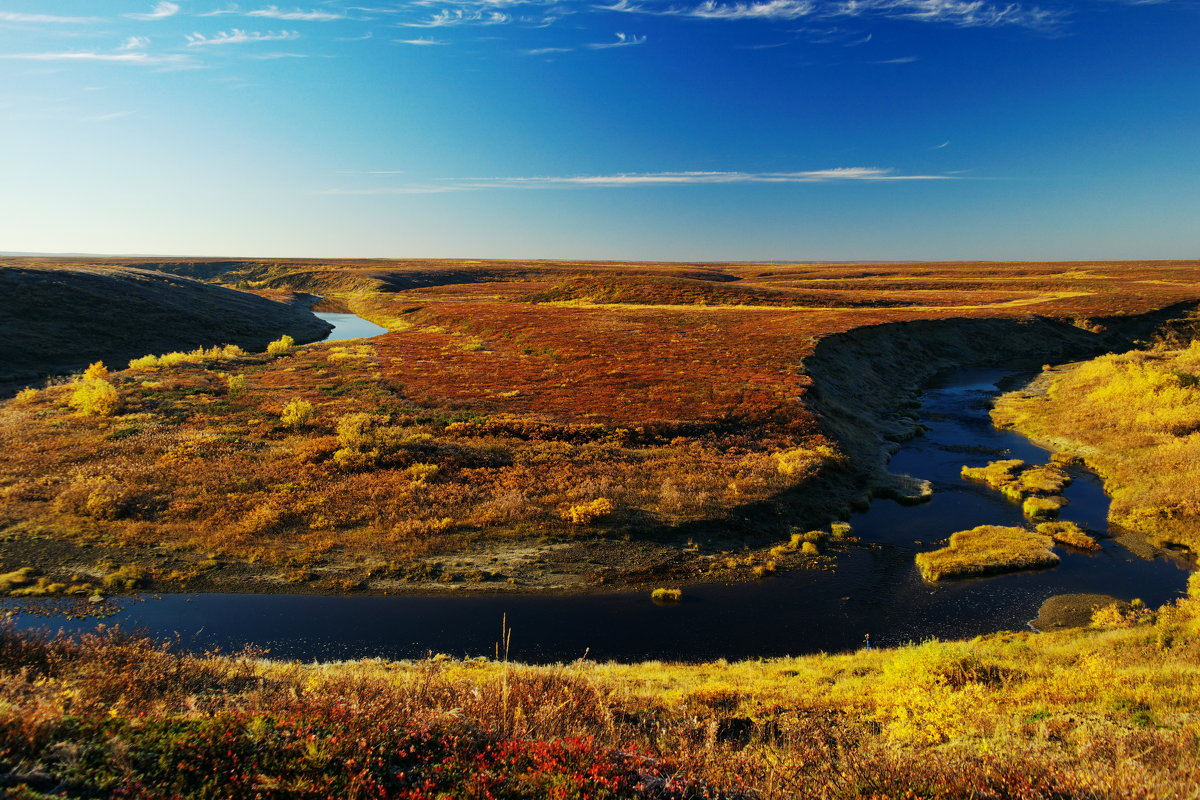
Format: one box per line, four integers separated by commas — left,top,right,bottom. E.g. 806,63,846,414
0,264,332,390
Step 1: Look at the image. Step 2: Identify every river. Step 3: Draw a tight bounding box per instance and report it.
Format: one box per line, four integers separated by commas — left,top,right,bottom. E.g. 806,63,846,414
4,346,1192,663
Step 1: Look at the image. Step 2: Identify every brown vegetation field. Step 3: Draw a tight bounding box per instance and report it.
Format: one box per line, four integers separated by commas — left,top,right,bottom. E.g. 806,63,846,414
3,258,1200,593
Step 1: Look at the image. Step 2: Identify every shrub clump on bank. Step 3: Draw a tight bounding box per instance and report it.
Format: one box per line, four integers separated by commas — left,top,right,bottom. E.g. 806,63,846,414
916,525,1059,581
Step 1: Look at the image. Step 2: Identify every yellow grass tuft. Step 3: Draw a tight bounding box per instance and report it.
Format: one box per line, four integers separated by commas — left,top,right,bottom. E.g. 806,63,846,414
915,525,1059,581
1036,520,1099,550
1023,495,1069,520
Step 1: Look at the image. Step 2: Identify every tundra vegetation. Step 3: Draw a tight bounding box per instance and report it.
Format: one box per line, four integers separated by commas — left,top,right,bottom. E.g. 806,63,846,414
1,576,1198,799
995,339,1200,555
3,258,1200,592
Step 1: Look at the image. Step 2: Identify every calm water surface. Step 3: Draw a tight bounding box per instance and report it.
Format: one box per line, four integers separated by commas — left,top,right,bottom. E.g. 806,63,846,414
5,368,1192,663
314,311,389,342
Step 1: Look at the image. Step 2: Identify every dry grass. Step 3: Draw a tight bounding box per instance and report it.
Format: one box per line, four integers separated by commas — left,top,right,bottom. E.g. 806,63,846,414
916,525,1060,581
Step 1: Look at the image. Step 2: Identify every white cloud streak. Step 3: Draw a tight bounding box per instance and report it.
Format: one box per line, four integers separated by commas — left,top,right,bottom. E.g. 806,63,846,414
586,31,647,47
186,29,301,46
395,37,449,44
321,167,959,194
404,9,512,26
0,11,101,23
125,2,181,21
598,0,1065,30
246,7,345,20
0,51,189,64
201,6,345,20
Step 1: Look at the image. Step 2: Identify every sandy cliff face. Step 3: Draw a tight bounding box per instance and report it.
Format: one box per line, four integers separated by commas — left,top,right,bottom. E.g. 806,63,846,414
0,264,332,390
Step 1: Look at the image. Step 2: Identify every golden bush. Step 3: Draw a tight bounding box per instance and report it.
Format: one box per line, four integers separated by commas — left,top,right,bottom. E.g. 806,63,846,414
267,334,296,356
226,373,247,399
561,497,614,525
83,361,109,381
69,379,121,416
280,398,315,430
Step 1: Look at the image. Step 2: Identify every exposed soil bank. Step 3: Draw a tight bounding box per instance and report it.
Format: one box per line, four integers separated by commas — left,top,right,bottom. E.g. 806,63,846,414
800,306,1199,509
1030,593,1126,631
0,264,332,393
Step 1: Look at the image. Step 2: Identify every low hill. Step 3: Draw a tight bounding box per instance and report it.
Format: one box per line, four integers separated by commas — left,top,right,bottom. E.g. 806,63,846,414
0,263,332,391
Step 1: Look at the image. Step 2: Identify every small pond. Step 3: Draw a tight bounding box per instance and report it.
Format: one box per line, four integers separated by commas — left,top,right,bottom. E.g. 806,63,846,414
4,368,1192,663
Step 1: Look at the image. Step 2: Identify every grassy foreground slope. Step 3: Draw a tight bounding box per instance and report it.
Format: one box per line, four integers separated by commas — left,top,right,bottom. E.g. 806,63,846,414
3,258,1200,592
2,580,1199,799
994,340,1200,554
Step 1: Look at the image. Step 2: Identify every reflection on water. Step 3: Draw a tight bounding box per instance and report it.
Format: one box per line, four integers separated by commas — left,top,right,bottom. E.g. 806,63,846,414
314,311,389,342
4,368,1191,663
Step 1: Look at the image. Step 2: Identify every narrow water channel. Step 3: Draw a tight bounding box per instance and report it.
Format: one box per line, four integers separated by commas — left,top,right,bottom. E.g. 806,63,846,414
5,368,1192,663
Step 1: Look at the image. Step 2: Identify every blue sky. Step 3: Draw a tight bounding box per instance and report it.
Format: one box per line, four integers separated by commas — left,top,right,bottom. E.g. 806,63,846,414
0,1,1196,260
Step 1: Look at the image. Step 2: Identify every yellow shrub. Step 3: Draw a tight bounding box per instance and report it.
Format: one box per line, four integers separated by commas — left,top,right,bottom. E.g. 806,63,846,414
13,387,38,404
562,497,615,525
1091,599,1152,628
69,379,121,416
267,334,296,356
651,588,682,602
337,412,382,449
406,463,440,483
226,374,247,399
84,477,129,520
157,352,190,368
128,354,160,370
83,361,109,381
280,398,314,430
773,444,837,478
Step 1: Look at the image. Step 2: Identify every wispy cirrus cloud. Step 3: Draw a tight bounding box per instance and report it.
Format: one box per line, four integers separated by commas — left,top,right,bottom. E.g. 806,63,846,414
201,6,345,20
186,29,301,46
119,36,152,50
0,50,189,65
403,9,512,26
321,167,959,194
125,2,181,21
395,37,450,44
586,31,647,47
246,6,345,20
0,11,102,23
598,0,1065,30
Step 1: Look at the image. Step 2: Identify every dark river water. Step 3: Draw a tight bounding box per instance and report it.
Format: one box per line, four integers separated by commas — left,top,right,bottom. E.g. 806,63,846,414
4,368,1192,663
